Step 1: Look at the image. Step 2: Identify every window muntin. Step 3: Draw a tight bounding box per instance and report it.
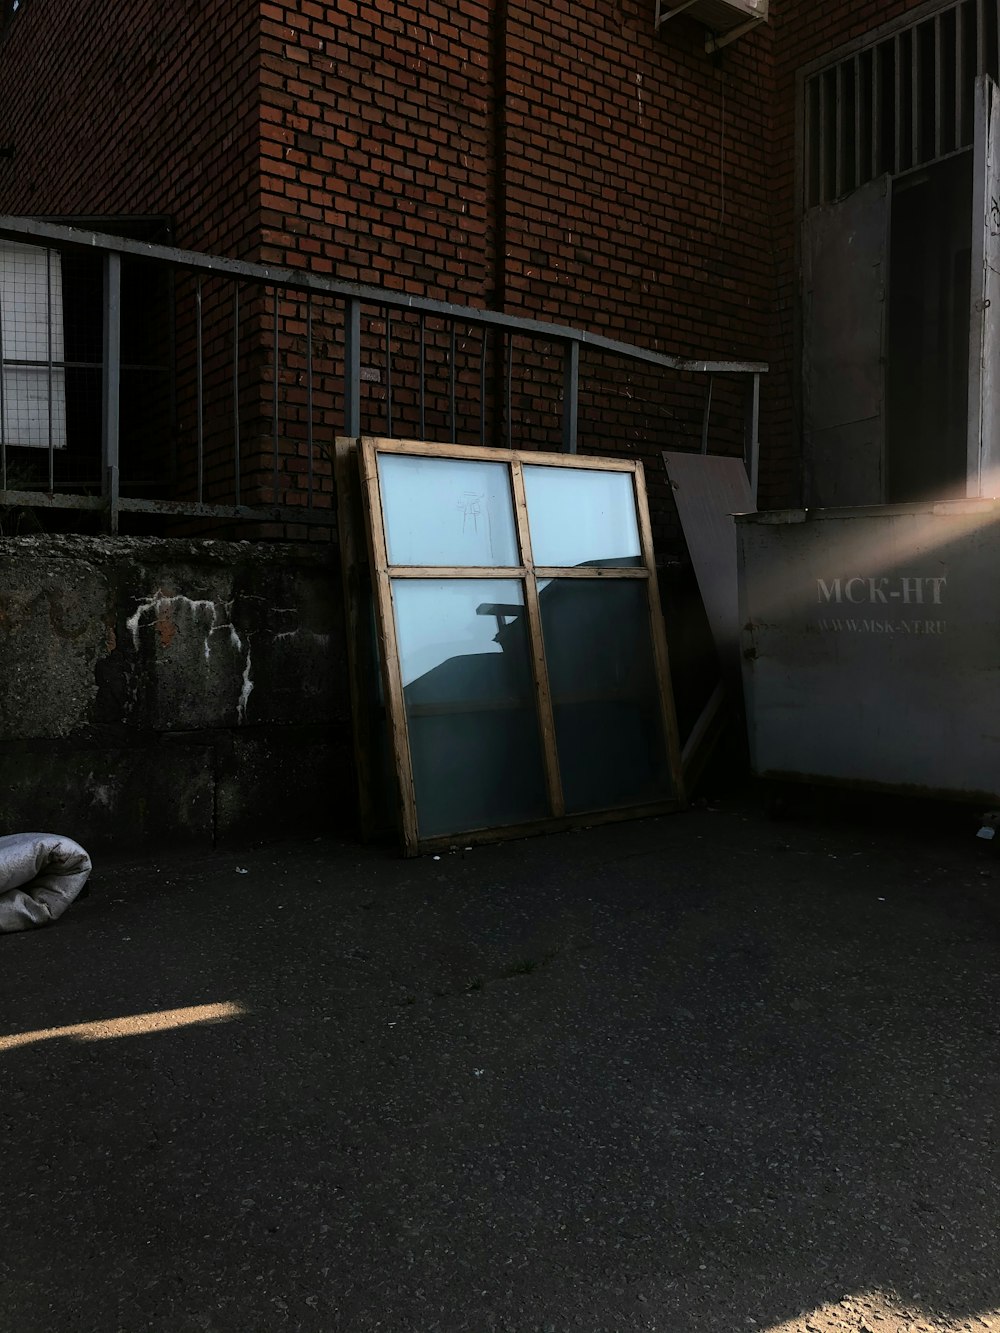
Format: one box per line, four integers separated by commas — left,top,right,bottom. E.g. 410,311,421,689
361,438,683,853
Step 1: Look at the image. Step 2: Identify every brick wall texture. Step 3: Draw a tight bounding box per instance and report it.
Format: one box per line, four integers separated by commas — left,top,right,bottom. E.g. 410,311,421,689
0,0,947,517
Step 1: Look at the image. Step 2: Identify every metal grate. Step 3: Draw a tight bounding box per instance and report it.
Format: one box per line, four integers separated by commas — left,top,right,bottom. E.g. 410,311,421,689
0,241,66,450
804,0,1000,209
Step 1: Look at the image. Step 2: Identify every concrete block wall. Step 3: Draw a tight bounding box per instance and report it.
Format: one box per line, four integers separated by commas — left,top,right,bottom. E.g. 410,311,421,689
0,536,352,851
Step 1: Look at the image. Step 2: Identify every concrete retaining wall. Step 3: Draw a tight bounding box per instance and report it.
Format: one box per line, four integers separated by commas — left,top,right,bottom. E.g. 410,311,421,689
0,535,352,851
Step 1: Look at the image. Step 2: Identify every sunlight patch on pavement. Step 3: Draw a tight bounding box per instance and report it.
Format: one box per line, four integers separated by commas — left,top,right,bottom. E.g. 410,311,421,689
0,1001,246,1051
762,1291,1000,1333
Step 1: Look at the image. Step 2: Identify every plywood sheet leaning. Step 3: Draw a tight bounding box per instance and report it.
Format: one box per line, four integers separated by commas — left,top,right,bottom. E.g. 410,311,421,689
662,451,755,676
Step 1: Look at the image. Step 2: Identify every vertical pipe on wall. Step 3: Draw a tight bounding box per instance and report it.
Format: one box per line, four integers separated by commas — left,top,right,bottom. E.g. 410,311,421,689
490,0,509,451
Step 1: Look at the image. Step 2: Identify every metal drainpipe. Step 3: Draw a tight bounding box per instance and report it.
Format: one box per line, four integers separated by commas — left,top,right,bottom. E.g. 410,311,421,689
490,0,509,452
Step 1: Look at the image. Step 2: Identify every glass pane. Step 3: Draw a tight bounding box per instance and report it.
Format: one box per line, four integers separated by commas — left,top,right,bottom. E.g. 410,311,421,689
393,579,549,838
539,579,671,813
379,453,519,567
523,465,642,567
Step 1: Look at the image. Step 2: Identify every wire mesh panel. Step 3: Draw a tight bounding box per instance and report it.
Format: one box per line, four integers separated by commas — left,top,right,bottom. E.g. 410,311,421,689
0,241,66,450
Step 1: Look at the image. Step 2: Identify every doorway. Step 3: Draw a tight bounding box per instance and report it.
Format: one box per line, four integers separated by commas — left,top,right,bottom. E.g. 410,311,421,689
885,152,973,502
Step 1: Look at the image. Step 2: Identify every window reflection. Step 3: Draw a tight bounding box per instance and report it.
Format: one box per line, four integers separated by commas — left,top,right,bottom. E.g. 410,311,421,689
538,579,670,812
523,465,642,567
393,579,548,837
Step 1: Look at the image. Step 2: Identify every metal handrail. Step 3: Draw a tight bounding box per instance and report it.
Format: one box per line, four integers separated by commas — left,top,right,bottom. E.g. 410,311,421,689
0,214,767,534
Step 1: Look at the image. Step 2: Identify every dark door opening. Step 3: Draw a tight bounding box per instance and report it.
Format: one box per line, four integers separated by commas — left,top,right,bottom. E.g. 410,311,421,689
886,152,973,502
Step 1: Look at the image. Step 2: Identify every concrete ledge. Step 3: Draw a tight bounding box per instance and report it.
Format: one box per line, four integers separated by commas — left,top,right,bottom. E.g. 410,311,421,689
0,536,353,849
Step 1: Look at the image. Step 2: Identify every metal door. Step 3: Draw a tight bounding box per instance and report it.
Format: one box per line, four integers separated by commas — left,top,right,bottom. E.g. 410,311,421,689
968,75,1000,496
802,175,890,507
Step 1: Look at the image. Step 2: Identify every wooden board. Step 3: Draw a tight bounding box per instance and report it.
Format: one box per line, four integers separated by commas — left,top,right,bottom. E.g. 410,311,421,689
662,450,754,675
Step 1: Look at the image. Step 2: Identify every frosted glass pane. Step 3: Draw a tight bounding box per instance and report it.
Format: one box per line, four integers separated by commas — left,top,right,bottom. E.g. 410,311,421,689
524,466,642,567
394,579,548,837
379,453,519,567
539,579,671,812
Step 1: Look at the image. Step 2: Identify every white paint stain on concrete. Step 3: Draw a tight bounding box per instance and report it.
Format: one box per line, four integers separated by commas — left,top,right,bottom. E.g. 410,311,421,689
126,591,243,659
272,629,331,643
127,590,253,723
237,648,254,723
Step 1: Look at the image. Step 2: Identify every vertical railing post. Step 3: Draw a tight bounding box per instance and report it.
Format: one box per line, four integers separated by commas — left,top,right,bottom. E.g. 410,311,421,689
196,277,204,503
232,282,241,506
505,333,513,449
272,286,280,503
0,273,6,492
384,308,393,436
46,248,54,491
479,330,487,445
102,251,121,533
344,296,361,437
561,337,579,453
700,374,714,454
306,292,314,509
745,371,761,507
418,313,426,439
449,322,457,443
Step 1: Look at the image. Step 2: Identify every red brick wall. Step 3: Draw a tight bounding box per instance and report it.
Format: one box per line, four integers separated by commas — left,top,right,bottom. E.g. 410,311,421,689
255,0,779,534
0,0,955,518
258,0,494,298
499,0,774,526
0,0,261,256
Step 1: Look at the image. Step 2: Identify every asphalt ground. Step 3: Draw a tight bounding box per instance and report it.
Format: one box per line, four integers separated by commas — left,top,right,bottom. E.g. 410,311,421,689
2,784,999,1333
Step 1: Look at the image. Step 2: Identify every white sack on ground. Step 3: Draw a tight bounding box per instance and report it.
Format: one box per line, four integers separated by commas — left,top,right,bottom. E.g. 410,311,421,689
0,834,92,933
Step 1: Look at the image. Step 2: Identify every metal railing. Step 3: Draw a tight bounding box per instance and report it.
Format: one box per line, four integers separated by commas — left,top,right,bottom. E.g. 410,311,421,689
0,214,767,535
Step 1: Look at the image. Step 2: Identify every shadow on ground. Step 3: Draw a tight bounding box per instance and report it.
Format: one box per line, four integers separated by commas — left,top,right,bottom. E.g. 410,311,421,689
2,786,999,1332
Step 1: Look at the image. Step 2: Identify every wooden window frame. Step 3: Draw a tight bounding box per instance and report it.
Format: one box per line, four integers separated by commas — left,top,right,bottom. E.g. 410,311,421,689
350,435,686,856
